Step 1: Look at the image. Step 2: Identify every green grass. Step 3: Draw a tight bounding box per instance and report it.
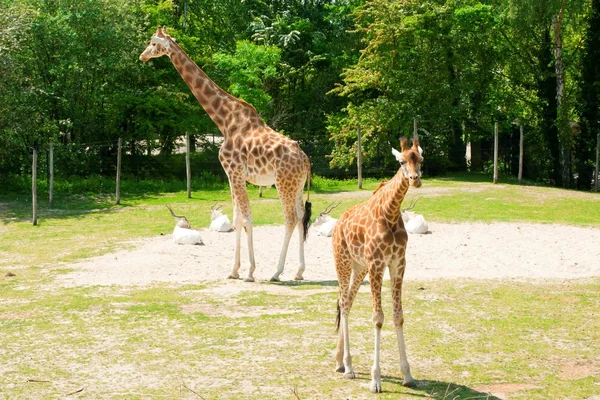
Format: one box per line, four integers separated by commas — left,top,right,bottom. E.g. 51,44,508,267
1,173,599,398
1,279,599,399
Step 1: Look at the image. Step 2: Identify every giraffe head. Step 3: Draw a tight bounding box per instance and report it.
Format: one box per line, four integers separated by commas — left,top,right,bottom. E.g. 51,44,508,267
139,26,172,62
392,137,424,188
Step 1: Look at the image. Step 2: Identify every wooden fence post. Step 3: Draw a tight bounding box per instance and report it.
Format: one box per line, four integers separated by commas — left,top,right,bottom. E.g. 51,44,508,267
595,132,599,192
186,133,192,198
493,122,499,184
32,148,38,226
49,141,54,208
357,126,362,189
116,138,122,205
518,123,524,184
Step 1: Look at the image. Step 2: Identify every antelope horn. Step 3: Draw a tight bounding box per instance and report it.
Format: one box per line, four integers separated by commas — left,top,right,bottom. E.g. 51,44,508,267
322,201,342,215
211,202,219,210
166,205,186,219
402,196,422,213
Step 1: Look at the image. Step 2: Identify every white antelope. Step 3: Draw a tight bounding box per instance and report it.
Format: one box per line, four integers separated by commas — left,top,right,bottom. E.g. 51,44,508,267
401,197,428,234
166,205,204,245
209,202,233,232
313,202,341,237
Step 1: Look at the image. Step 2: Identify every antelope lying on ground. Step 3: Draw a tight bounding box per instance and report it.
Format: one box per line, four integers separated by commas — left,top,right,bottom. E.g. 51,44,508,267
401,197,428,234
313,202,341,237
209,202,233,232
166,205,203,245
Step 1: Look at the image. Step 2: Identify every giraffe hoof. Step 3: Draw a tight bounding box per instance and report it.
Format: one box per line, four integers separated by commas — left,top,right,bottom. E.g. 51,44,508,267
294,275,304,281
335,366,345,373
269,276,280,282
370,381,382,393
244,277,255,283
343,372,356,380
402,379,416,388
228,275,239,280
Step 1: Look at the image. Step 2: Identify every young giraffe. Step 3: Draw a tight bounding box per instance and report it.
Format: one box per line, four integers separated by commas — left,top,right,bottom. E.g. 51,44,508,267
332,137,423,393
140,27,311,282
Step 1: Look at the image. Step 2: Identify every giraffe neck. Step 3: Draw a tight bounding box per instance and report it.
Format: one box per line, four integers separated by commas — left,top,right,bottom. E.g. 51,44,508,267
166,39,263,137
378,169,410,224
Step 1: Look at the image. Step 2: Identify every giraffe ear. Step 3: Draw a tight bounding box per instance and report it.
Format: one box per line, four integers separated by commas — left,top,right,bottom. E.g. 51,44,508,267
418,146,423,155
392,148,405,164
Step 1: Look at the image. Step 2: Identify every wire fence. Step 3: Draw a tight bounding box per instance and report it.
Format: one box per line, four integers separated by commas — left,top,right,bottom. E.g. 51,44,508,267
10,128,595,200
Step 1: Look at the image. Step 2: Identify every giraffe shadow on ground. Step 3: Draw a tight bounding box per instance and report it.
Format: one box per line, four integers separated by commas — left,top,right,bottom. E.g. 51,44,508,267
269,280,341,288
348,373,500,399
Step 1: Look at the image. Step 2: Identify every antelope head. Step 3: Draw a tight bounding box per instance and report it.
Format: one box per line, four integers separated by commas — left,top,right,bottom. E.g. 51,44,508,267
166,205,191,229
210,202,224,220
314,202,341,226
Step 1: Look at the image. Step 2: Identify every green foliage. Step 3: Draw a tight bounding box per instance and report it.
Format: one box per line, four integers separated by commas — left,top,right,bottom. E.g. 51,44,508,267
213,41,281,116
0,0,599,190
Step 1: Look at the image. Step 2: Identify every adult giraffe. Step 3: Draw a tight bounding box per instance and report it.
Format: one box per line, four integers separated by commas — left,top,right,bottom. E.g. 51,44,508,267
140,27,311,282
332,137,423,393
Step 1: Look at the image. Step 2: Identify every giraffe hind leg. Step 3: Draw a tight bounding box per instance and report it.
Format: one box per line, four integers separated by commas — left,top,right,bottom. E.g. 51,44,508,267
294,187,307,280
271,185,300,281
390,259,415,387
340,263,368,379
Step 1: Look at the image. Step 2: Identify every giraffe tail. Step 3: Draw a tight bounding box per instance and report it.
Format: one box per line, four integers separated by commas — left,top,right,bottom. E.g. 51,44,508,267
335,298,341,333
302,200,312,242
301,162,312,242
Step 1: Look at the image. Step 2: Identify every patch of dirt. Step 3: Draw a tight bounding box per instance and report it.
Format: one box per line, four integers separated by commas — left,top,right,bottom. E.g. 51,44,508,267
0,312,35,320
474,383,540,399
54,222,600,288
559,360,600,380
179,303,300,318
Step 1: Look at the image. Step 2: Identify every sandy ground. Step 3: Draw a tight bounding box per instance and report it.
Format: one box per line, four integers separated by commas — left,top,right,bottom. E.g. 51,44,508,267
56,222,600,287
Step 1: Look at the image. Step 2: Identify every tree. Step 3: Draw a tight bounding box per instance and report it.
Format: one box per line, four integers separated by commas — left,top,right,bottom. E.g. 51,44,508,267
213,41,281,117
577,0,600,190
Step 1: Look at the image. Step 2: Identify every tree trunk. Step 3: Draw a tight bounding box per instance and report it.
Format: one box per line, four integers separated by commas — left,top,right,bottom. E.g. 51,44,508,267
553,1,571,188
538,27,562,186
577,0,600,190
446,49,465,172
